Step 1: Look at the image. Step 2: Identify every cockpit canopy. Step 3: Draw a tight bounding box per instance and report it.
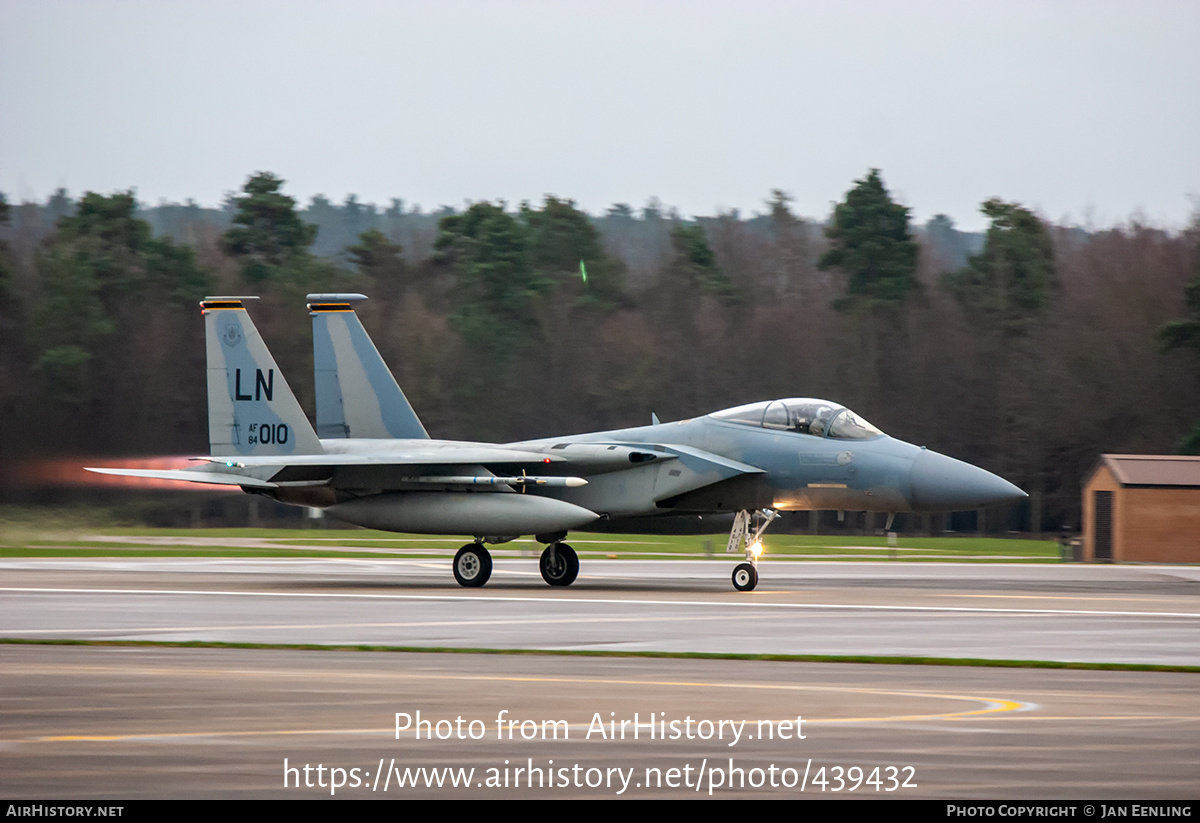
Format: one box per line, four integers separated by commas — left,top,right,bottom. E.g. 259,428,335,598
709,398,885,440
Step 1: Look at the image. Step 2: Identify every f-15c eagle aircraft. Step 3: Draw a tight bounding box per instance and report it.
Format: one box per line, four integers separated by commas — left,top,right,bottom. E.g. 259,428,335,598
88,294,1026,592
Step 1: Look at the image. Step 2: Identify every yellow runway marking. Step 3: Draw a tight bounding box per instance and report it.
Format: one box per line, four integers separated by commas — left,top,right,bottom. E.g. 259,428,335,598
958,715,1200,721
939,594,1191,603
7,664,1031,742
36,728,384,742
31,714,1200,744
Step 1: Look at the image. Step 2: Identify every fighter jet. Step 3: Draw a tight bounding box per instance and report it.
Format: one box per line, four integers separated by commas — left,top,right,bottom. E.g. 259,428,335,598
88,294,1026,591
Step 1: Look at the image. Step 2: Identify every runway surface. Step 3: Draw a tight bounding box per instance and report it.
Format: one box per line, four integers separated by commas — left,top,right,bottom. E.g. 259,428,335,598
3,557,1198,799
3,558,1200,664
3,645,1198,799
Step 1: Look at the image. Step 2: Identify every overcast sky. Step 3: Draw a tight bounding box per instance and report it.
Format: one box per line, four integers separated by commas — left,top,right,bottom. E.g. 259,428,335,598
2,0,1197,230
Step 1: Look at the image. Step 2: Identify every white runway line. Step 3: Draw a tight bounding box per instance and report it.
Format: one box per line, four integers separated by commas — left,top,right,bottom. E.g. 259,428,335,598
3,587,1199,619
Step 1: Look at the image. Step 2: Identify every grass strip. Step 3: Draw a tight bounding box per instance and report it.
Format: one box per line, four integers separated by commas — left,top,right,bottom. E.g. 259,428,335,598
2,637,1195,674
0,546,1058,562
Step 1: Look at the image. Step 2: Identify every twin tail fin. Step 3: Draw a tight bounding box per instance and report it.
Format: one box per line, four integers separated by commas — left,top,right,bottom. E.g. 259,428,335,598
307,293,430,440
202,296,323,457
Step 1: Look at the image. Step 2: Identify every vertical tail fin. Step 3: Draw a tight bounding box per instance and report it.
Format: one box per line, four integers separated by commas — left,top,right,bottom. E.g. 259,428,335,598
202,297,323,457
307,293,430,440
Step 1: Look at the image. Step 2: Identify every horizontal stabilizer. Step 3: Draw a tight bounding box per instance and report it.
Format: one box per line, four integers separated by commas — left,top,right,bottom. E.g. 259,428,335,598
84,467,277,488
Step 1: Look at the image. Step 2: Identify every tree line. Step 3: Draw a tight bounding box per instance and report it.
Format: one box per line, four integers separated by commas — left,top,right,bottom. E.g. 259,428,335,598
1,171,1197,532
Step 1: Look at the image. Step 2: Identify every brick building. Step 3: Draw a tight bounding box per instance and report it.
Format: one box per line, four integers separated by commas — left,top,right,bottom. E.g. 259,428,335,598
1082,455,1200,562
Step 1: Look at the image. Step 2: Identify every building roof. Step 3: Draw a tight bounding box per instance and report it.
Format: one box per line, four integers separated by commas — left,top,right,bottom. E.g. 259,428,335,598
1096,454,1200,487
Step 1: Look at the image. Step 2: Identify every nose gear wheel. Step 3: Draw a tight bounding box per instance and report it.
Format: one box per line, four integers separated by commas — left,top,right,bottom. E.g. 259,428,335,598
732,562,758,591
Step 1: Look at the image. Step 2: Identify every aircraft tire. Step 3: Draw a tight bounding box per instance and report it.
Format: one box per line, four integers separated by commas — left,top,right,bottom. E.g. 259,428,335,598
540,542,579,587
453,544,492,587
732,562,758,592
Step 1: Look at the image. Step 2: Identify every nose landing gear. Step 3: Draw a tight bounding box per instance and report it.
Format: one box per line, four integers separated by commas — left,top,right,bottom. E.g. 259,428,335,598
727,509,778,592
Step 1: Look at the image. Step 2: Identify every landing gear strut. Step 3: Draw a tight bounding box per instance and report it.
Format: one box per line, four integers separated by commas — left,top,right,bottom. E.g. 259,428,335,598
453,542,493,587
727,509,779,592
540,542,579,587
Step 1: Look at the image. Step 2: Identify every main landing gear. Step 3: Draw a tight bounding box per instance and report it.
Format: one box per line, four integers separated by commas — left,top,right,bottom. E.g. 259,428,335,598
539,542,579,587
727,509,779,592
451,538,580,588
453,542,492,587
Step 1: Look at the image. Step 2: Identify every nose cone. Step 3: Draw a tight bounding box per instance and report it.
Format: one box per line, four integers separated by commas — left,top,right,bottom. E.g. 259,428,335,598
909,450,1027,511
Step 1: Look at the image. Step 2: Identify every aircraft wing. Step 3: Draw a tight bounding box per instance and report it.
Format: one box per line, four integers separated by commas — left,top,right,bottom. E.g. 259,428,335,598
509,439,761,476
495,438,769,514
638,444,767,508
646,444,765,476
84,441,752,495
87,444,591,490
203,445,571,468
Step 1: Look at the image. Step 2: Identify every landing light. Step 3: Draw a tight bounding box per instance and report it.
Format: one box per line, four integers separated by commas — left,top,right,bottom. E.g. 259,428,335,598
749,540,763,557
